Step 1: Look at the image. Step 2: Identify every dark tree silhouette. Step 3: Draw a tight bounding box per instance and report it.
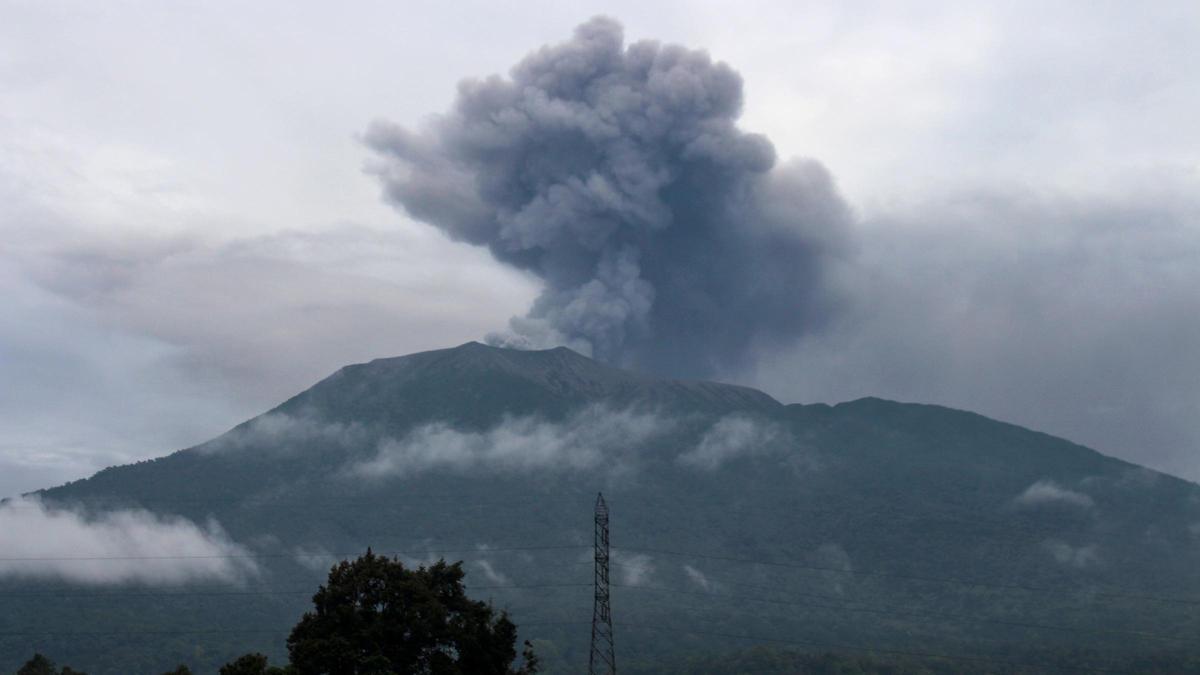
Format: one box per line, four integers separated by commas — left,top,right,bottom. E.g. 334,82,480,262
16,654,86,675
218,653,285,675
16,655,57,675
285,549,537,675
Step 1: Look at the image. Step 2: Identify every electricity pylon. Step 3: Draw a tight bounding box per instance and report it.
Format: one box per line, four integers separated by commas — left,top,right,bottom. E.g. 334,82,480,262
589,492,616,675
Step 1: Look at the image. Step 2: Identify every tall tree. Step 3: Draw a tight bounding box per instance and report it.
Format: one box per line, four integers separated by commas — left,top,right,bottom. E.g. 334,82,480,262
286,549,537,675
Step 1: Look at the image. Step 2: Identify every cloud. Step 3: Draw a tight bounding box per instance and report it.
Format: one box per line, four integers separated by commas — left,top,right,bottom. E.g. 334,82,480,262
613,551,654,587
349,405,671,478
677,414,788,470
473,559,510,586
205,412,370,455
1114,468,1163,490
293,544,340,573
683,564,712,591
394,547,449,571
0,497,257,585
0,116,536,497
810,543,853,595
20,226,536,408
0,220,537,497
4,0,1199,504
366,16,851,377
755,187,1200,482
1043,540,1099,568
1013,479,1095,510
1082,467,1164,492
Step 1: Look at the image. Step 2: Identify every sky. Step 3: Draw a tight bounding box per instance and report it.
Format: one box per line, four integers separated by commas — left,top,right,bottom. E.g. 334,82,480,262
2,0,1198,498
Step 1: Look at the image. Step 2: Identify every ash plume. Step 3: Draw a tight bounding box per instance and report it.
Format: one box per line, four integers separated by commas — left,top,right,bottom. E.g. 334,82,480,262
366,17,851,377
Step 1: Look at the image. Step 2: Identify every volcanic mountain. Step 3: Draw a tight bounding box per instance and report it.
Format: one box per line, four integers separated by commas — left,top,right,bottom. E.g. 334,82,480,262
5,342,1200,673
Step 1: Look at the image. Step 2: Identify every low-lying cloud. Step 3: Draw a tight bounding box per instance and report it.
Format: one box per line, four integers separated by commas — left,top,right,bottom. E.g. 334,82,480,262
349,408,801,478
292,544,340,573
677,414,788,470
1013,479,1095,510
613,551,655,587
0,497,257,585
206,411,370,454
683,564,713,592
473,559,510,586
1043,539,1100,568
350,405,671,478
810,543,854,595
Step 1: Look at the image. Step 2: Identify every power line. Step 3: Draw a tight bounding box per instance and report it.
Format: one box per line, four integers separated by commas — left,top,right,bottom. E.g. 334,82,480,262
591,561,1198,646
614,622,1134,675
5,491,1110,544
2,538,1195,609
613,545,1200,606
0,620,593,638
2,495,1192,674
4,568,1184,647
0,582,592,599
0,543,588,562
613,582,1191,644
1,491,589,508
4,494,1100,535
0,618,1143,674
2,539,1195,608
0,617,1141,674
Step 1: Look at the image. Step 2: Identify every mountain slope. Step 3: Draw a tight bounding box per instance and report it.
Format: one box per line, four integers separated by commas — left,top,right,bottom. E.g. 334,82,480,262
5,342,1200,674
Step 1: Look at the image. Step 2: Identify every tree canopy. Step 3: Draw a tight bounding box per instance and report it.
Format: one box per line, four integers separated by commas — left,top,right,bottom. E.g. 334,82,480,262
284,549,537,675
16,654,86,675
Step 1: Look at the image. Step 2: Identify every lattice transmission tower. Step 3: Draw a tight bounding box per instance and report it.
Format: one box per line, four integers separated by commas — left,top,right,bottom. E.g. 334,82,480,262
589,492,616,675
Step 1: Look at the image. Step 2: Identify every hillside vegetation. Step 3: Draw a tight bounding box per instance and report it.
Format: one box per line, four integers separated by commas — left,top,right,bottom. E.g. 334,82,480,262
4,343,1199,673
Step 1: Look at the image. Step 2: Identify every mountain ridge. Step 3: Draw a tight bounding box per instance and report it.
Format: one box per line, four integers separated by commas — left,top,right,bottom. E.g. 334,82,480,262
6,342,1200,674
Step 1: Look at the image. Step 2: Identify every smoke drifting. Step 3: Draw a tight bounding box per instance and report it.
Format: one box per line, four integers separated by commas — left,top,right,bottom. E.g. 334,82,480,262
366,17,850,377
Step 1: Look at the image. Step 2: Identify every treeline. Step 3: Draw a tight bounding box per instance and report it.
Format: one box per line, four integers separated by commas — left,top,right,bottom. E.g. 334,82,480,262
12,551,536,675
23,646,1200,675
624,644,1200,675
13,653,275,675
13,550,1200,674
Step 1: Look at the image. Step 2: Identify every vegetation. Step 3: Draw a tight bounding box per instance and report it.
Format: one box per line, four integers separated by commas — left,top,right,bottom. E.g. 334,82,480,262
283,550,536,674
216,653,286,675
624,645,1200,674
624,648,1200,672
12,551,538,675
200,551,541,674
15,654,85,675
6,344,1200,673
20,644,1200,675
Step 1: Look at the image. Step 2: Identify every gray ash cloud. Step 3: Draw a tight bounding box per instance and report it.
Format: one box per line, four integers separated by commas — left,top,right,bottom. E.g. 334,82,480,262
366,17,851,377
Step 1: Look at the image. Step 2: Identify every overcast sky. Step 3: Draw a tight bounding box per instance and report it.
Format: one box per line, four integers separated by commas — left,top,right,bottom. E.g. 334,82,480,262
2,0,1198,498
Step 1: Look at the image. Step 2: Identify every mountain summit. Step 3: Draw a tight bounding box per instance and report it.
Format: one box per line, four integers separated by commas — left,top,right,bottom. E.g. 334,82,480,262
274,341,781,429
8,343,1200,673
